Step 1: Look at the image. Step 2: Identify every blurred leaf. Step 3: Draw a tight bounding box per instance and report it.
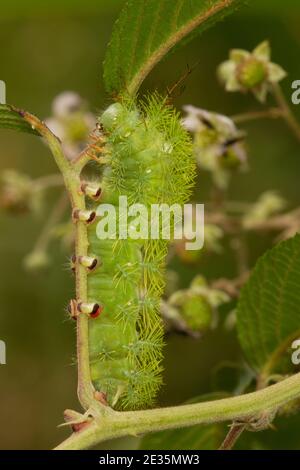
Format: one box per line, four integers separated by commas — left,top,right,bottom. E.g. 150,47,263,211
0,104,39,136
139,393,228,450
0,0,125,17
103,0,244,95
211,361,254,394
237,234,300,376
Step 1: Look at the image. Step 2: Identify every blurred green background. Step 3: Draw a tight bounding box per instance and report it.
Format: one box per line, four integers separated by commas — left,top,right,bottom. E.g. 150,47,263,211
0,0,300,449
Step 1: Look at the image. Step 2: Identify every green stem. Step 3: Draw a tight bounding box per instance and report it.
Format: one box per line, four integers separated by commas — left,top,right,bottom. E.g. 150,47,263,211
26,191,68,260
21,110,96,411
231,107,283,124
272,83,300,142
55,372,300,450
32,173,63,191
75,222,96,410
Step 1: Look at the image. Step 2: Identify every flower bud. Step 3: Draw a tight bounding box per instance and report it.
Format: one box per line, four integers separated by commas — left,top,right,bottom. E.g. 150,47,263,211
237,57,267,89
181,296,213,333
218,40,286,103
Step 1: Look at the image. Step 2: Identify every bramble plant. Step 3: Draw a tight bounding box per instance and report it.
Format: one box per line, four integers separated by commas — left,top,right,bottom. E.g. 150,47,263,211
2,0,300,451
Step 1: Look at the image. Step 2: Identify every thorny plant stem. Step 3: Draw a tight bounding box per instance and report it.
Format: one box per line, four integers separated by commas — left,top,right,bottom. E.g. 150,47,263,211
55,372,300,450
218,372,264,451
19,110,97,411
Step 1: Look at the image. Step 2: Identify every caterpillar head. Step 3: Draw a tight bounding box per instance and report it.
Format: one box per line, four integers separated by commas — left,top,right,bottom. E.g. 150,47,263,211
99,102,140,137
99,103,124,131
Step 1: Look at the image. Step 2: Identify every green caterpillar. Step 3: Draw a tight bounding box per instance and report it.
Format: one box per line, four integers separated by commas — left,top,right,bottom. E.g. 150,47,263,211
85,95,195,410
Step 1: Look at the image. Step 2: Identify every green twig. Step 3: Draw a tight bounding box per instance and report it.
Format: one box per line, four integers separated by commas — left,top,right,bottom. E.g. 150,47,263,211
272,83,300,142
55,372,300,450
231,107,283,124
18,109,98,411
25,191,69,263
32,173,63,191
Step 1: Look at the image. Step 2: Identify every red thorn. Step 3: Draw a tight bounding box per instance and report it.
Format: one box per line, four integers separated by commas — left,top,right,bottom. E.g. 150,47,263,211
71,420,91,433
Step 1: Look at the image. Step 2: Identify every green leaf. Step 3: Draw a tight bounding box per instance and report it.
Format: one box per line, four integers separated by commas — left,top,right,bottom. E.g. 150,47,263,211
103,0,244,95
139,393,228,450
0,104,40,136
237,234,300,377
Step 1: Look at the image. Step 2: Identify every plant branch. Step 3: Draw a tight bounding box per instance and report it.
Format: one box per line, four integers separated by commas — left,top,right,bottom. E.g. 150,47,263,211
231,107,283,124
25,191,69,265
212,272,249,298
32,173,64,191
16,108,98,411
272,83,300,142
73,147,94,172
219,423,246,450
75,220,96,410
206,206,300,236
55,372,300,450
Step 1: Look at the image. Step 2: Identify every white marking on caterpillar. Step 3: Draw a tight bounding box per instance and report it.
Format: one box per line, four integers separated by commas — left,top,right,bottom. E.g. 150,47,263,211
77,302,103,319
68,299,103,319
80,182,102,201
72,209,96,224
78,255,99,271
